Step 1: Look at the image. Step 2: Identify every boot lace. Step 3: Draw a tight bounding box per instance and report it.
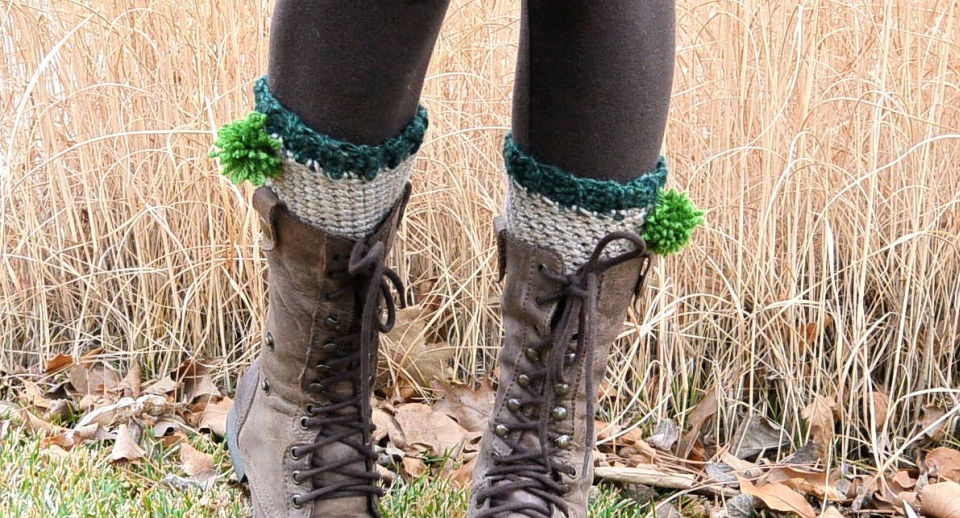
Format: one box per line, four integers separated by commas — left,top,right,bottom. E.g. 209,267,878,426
474,232,649,518
289,239,402,514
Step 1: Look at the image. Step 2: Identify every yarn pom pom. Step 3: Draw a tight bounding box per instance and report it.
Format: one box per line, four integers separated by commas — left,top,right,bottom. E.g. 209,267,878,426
209,112,282,186
643,190,704,255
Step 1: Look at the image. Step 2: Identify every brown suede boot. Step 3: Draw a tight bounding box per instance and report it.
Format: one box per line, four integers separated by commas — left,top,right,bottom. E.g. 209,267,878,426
227,185,409,518
469,219,652,518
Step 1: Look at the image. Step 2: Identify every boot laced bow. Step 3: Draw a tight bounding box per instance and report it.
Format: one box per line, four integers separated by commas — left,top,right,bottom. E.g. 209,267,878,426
475,232,649,518
290,239,403,515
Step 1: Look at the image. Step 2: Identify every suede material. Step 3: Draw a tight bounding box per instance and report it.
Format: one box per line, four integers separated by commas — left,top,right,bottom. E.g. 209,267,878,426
470,226,647,518
230,186,409,518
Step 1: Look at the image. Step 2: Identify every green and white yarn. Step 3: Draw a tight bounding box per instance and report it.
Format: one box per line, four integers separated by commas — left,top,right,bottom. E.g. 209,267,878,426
211,76,427,238
506,181,654,271
267,154,414,239
503,134,700,271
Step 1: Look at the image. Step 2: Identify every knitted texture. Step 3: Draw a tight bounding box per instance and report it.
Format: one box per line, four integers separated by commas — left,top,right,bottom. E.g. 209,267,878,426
503,134,667,214
254,76,427,180
507,181,653,271
268,155,414,239
209,112,283,186
503,140,673,271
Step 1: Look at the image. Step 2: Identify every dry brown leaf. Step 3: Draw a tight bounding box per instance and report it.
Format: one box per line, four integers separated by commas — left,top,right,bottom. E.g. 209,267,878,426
68,362,121,396
144,375,178,396
919,482,960,518
738,476,817,518
769,467,846,502
181,442,216,476
822,507,845,518
19,409,59,434
20,380,52,410
108,423,146,462
677,390,718,458
198,397,233,437
919,405,948,440
731,415,790,460
401,456,427,478
175,359,222,403
721,452,763,479
648,419,679,451
872,391,890,431
394,402,468,456
44,354,74,374
118,364,142,398
432,380,495,433
448,457,477,488
801,395,836,456
382,306,454,388
925,448,960,482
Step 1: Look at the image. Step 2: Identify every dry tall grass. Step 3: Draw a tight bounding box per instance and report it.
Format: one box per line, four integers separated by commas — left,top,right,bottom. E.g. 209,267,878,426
2,0,959,474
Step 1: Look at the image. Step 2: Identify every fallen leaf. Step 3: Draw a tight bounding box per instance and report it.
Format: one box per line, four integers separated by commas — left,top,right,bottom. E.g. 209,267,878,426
381,306,454,388
919,482,960,518
68,362,121,396
738,476,816,518
448,457,477,488
919,405,948,440
19,380,52,410
925,448,960,483
801,395,836,457
731,415,790,460
175,359,222,404
118,364,142,398
648,419,679,451
432,381,495,433
872,391,890,431
654,502,682,518
394,403,469,456
676,390,718,458
822,506,845,518
44,354,73,374
401,456,426,478
143,375,178,396
181,442,216,476
198,397,233,437
108,423,146,462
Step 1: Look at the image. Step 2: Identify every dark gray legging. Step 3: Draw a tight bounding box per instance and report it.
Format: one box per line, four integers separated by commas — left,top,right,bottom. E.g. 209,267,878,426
266,0,675,183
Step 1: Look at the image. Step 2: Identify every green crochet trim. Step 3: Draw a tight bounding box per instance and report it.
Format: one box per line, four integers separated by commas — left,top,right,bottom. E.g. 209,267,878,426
209,112,283,186
253,76,428,180
503,134,668,215
643,189,704,255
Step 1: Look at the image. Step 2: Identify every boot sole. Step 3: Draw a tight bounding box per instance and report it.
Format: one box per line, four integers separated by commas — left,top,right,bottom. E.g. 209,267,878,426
225,405,247,483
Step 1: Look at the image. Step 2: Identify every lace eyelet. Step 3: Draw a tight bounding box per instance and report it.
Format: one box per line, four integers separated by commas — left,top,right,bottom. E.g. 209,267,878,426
291,470,302,483
506,398,522,412
299,416,310,430
324,316,340,329
264,332,275,350
260,379,270,393
537,263,546,272
494,424,510,437
550,406,568,421
305,405,316,416
290,446,303,460
291,494,304,508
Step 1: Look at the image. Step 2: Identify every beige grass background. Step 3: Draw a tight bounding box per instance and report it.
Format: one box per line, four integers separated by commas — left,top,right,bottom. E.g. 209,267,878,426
2,0,959,471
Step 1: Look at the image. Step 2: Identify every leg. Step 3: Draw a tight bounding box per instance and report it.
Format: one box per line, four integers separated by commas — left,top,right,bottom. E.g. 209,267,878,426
471,3,694,518
513,0,675,181
217,3,449,517
268,0,450,144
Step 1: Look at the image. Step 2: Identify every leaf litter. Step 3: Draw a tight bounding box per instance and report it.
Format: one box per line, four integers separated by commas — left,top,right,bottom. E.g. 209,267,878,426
3,326,960,518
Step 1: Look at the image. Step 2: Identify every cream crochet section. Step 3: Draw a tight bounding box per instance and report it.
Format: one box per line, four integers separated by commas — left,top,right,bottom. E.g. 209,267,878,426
506,180,650,272
266,154,414,239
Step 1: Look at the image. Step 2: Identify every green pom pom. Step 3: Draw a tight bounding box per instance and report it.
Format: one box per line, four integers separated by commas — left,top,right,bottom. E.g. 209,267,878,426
643,190,704,255
209,112,282,186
